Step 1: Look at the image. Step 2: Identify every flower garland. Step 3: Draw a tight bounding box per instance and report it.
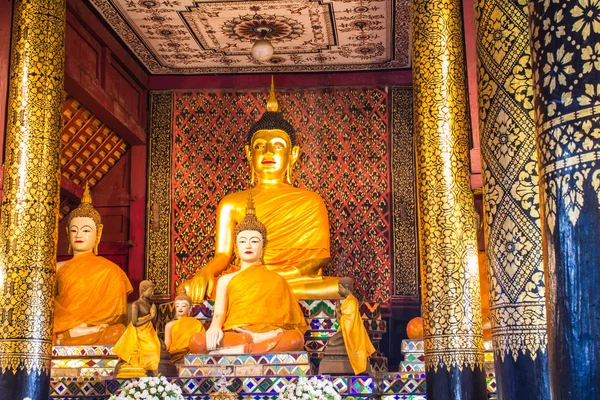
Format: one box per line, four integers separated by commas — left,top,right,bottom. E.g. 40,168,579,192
108,376,184,400
278,377,342,400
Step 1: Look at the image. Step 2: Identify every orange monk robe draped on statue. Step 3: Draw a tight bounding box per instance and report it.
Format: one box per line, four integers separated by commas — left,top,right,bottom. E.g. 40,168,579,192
113,321,161,371
339,294,376,375
54,252,133,333
253,187,330,268
168,316,205,354
223,265,307,334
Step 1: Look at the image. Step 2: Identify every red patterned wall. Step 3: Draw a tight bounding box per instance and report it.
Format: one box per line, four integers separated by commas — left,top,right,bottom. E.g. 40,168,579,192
171,88,391,303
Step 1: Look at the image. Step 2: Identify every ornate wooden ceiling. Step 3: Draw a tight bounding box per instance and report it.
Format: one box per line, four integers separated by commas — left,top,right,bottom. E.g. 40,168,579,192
88,0,410,74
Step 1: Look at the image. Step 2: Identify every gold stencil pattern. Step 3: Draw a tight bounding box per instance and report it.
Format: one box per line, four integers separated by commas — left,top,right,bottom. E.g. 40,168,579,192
529,0,600,234
412,0,484,371
0,0,66,374
145,91,174,299
475,0,547,360
391,87,419,298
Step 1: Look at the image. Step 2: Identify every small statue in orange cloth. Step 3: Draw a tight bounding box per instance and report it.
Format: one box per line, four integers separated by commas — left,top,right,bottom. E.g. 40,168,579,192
164,290,205,363
321,278,376,375
54,183,133,346
113,280,161,375
188,195,307,354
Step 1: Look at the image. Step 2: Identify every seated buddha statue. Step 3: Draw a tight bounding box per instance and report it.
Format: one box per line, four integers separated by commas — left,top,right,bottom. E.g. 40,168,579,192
54,183,133,345
164,290,205,363
188,196,307,354
181,80,341,303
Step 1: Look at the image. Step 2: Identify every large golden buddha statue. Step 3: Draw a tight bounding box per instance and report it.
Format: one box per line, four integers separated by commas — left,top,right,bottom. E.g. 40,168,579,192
181,80,341,302
54,184,133,345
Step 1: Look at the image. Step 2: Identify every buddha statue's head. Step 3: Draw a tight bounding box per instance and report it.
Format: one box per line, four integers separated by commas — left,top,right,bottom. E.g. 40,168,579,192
67,183,103,255
140,280,155,300
245,78,299,185
234,194,267,265
174,290,193,319
338,277,355,298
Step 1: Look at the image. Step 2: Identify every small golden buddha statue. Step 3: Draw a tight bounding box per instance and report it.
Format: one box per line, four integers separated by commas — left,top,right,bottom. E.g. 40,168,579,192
164,290,205,362
320,278,375,375
54,183,133,345
188,195,306,354
114,280,161,375
181,79,341,302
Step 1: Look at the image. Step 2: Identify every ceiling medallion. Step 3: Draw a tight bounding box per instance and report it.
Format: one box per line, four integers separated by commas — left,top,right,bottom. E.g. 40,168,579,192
223,14,304,43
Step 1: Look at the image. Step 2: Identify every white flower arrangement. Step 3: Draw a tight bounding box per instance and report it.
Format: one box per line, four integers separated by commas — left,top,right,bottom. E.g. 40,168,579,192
108,376,184,400
278,377,342,400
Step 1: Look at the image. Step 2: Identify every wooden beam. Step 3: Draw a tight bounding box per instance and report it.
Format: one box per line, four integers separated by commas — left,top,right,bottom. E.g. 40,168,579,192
60,175,83,201
149,69,413,90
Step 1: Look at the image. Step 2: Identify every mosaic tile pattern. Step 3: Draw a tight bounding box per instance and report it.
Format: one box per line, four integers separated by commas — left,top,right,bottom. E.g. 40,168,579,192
381,396,426,400
184,352,309,366
400,362,425,373
380,376,426,394
50,378,107,397
52,346,116,358
401,340,424,353
178,364,310,377
52,359,118,368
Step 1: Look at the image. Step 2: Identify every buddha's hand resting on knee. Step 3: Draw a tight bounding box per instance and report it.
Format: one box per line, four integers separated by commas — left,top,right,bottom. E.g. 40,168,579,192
206,327,224,350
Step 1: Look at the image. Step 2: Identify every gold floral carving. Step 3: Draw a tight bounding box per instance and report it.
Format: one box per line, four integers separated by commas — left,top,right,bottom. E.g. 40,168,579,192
529,0,600,236
390,87,419,298
145,92,174,300
475,0,547,360
0,0,66,374
412,0,484,371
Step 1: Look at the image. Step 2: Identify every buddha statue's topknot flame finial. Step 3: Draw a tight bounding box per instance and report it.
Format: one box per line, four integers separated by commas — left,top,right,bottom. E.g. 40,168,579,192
67,181,102,229
234,193,267,246
266,76,278,112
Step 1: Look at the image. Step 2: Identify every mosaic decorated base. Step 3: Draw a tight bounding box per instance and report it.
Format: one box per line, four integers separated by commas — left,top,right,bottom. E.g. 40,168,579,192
402,353,425,363
179,364,310,377
50,376,375,399
381,396,426,400
51,367,115,379
380,374,426,395
184,352,309,366
400,362,425,373
401,340,424,353
52,345,116,358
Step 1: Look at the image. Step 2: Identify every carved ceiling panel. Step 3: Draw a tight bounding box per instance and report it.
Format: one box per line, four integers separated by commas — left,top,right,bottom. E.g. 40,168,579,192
89,0,410,74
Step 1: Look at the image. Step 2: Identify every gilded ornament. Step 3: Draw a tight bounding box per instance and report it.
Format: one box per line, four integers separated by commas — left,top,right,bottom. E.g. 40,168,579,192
475,0,547,361
412,0,484,371
0,0,66,375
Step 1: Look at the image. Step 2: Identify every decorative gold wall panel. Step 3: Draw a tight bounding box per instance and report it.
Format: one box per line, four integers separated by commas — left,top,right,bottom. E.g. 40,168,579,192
412,0,484,371
145,91,174,299
0,0,66,374
475,0,547,360
391,87,419,298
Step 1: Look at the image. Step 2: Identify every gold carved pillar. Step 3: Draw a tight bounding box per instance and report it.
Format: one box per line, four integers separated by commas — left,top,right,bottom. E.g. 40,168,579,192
474,1,549,399
528,0,600,397
411,0,487,397
0,0,66,398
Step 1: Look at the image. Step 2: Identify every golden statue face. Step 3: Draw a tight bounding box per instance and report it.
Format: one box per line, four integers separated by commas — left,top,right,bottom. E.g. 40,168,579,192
174,299,192,318
245,129,299,183
69,217,97,255
236,229,264,265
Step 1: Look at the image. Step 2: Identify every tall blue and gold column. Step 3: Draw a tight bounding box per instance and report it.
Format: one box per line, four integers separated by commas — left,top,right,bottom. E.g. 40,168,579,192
528,1,600,398
474,1,549,399
0,1,66,399
412,0,487,398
